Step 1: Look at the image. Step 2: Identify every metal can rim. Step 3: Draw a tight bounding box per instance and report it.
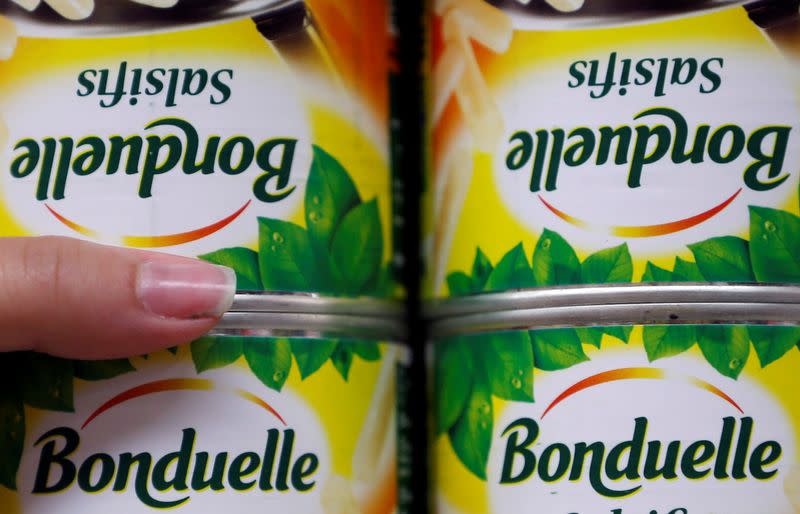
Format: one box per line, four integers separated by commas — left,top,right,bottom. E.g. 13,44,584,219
430,301,800,339
229,291,404,317
215,311,406,341
425,283,800,320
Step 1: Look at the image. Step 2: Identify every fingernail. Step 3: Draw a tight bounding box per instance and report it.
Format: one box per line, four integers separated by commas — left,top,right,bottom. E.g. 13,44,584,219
136,261,236,320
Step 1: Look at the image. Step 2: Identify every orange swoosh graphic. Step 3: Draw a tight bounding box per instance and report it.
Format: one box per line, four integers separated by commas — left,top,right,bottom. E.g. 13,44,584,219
46,201,251,248
82,378,286,429
539,189,742,237
541,367,743,419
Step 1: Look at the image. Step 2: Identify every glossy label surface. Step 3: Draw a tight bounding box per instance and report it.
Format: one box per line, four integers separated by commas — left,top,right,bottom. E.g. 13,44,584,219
0,0,400,297
425,1,800,297
432,324,800,514
1,337,406,513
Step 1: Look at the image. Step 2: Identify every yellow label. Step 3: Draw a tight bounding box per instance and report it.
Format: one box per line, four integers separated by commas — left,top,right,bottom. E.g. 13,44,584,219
426,3,800,298
0,1,400,298
432,324,800,514
1,338,408,513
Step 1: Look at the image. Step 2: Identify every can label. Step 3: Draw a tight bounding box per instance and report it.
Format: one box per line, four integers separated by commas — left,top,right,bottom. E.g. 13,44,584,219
432,324,800,514
0,1,399,297
425,2,800,297
0,338,406,513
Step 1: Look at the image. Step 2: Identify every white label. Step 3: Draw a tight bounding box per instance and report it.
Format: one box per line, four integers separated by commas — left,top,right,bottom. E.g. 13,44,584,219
488,352,797,514
493,43,800,256
18,360,331,513
0,54,311,255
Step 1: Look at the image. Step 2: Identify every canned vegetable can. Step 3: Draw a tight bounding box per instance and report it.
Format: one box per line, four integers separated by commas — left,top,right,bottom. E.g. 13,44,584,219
0,0,402,298
425,0,800,298
430,297,800,514
0,295,412,513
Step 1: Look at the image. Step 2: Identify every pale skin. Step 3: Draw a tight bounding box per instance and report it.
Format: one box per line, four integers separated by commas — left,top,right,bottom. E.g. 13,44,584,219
0,6,238,360
0,236,236,359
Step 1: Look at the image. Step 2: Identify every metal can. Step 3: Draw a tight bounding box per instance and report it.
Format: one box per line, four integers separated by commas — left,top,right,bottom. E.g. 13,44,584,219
424,0,800,298
429,288,800,514
0,294,411,513
0,0,402,298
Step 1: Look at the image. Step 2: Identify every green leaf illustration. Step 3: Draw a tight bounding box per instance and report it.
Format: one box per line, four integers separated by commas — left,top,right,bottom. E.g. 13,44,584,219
642,262,672,282
485,243,534,291
602,325,632,344
191,337,244,373
575,327,605,348
374,266,396,297
447,272,473,296
0,394,24,490
200,247,263,290
697,326,750,379
530,328,588,371
689,236,755,282
482,332,534,402
73,359,135,381
291,339,338,379
331,199,383,294
21,354,74,412
448,376,492,480
581,244,632,284
331,342,355,380
748,326,800,368
305,145,361,253
436,338,473,435
672,257,704,282
258,218,318,291
351,341,382,361
750,207,800,282
532,229,581,286
643,325,696,361
244,338,293,391
471,248,494,291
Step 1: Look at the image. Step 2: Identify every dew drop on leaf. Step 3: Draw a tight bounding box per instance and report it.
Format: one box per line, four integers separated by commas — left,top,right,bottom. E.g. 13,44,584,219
479,420,489,430
541,238,551,250
511,377,522,389
272,371,284,382
272,232,284,244
729,359,740,370
270,245,278,252
309,211,321,222
764,221,777,233
478,402,491,415
312,195,321,205
516,369,524,376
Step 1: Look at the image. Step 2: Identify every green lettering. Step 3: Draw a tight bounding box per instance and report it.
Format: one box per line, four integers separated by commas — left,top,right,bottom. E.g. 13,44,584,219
253,138,296,203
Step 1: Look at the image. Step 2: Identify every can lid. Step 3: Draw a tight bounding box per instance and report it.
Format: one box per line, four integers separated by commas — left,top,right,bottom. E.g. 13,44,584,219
492,0,748,31
229,291,403,317
426,283,800,320
430,300,800,339
3,0,304,38
216,292,405,341
214,311,406,341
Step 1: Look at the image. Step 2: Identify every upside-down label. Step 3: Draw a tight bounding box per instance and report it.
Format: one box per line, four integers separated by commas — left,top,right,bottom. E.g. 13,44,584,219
426,2,800,297
432,324,800,514
0,0,398,298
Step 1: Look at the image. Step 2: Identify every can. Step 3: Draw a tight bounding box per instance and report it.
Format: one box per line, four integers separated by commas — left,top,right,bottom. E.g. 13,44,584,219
0,294,411,513
0,0,402,298
429,293,800,514
424,0,800,298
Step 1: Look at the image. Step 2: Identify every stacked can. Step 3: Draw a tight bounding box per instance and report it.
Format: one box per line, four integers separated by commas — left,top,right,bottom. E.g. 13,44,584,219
0,1,411,513
425,1,800,513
